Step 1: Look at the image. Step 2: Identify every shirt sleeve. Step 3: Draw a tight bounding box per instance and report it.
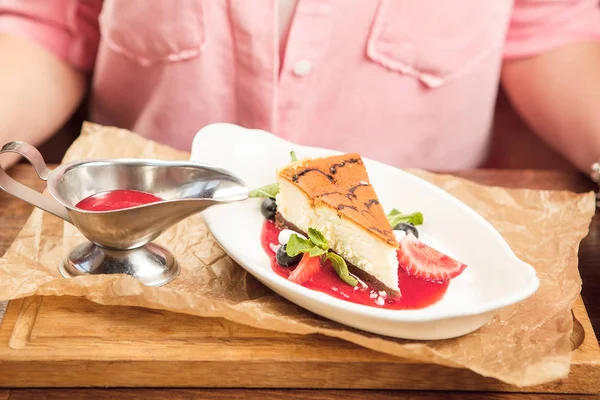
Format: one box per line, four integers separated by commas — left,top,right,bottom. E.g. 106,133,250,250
0,0,102,72
504,0,600,59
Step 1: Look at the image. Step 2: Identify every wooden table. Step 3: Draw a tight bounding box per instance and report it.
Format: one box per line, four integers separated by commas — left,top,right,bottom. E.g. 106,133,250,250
0,165,598,400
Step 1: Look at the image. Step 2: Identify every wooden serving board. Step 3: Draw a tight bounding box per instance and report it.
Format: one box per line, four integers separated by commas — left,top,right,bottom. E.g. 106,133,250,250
0,295,598,393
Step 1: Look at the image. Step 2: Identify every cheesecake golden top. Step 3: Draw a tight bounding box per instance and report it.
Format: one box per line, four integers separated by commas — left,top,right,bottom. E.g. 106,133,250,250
278,153,397,246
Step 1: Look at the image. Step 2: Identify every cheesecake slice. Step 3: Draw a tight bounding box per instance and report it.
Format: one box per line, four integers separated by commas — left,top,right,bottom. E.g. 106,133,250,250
275,153,400,297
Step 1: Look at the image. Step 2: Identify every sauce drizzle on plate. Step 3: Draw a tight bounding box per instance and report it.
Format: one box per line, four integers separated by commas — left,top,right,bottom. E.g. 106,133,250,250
261,219,449,310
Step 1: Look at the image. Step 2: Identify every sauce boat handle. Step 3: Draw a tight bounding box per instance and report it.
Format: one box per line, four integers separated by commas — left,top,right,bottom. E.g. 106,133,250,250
0,141,71,223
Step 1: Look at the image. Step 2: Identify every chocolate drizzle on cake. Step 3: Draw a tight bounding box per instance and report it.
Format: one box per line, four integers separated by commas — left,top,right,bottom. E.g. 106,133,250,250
293,157,362,184
337,204,358,212
346,182,369,200
280,153,396,245
329,158,360,174
364,199,380,209
320,191,344,198
368,226,393,236
293,168,335,183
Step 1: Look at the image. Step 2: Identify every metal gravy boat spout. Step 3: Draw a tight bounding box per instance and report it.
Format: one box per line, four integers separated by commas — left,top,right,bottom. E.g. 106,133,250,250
0,141,249,286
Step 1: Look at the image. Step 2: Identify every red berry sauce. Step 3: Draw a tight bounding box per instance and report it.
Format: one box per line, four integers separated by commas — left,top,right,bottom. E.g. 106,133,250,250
261,219,449,310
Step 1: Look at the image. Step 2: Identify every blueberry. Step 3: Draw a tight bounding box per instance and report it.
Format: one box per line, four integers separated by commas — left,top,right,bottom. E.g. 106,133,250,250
393,222,419,238
261,198,277,220
276,244,302,267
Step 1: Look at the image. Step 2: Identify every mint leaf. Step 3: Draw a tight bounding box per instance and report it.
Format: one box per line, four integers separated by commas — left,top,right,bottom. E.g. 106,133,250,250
286,234,314,257
249,183,279,199
308,227,328,250
324,252,357,287
285,226,357,287
386,209,424,227
309,246,327,257
290,151,298,162
287,228,328,258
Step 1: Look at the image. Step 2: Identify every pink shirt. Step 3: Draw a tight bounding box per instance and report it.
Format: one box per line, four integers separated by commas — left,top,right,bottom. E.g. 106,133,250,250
1,0,600,170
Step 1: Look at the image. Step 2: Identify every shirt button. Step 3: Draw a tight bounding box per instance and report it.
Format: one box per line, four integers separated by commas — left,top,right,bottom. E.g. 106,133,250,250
293,60,312,77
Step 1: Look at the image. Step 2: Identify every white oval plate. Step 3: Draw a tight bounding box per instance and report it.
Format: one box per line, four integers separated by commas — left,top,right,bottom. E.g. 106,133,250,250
190,123,539,340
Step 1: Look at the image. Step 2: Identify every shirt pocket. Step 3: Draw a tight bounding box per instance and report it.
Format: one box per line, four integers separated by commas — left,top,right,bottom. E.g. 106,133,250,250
99,0,205,67
366,0,509,88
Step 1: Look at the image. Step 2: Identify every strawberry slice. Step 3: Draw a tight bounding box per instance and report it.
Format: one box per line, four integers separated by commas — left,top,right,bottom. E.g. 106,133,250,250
398,234,467,283
288,253,322,285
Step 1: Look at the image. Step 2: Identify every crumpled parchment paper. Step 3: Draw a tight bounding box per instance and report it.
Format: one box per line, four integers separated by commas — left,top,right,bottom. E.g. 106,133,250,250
0,122,595,386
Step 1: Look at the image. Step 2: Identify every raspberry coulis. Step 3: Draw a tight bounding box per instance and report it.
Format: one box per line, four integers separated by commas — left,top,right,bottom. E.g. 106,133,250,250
261,219,449,310
75,189,163,211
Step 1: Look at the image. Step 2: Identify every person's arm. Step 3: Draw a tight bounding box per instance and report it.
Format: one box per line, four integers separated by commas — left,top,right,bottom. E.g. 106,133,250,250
0,0,102,168
501,41,600,173
500,0,600,174
0,34,86,168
